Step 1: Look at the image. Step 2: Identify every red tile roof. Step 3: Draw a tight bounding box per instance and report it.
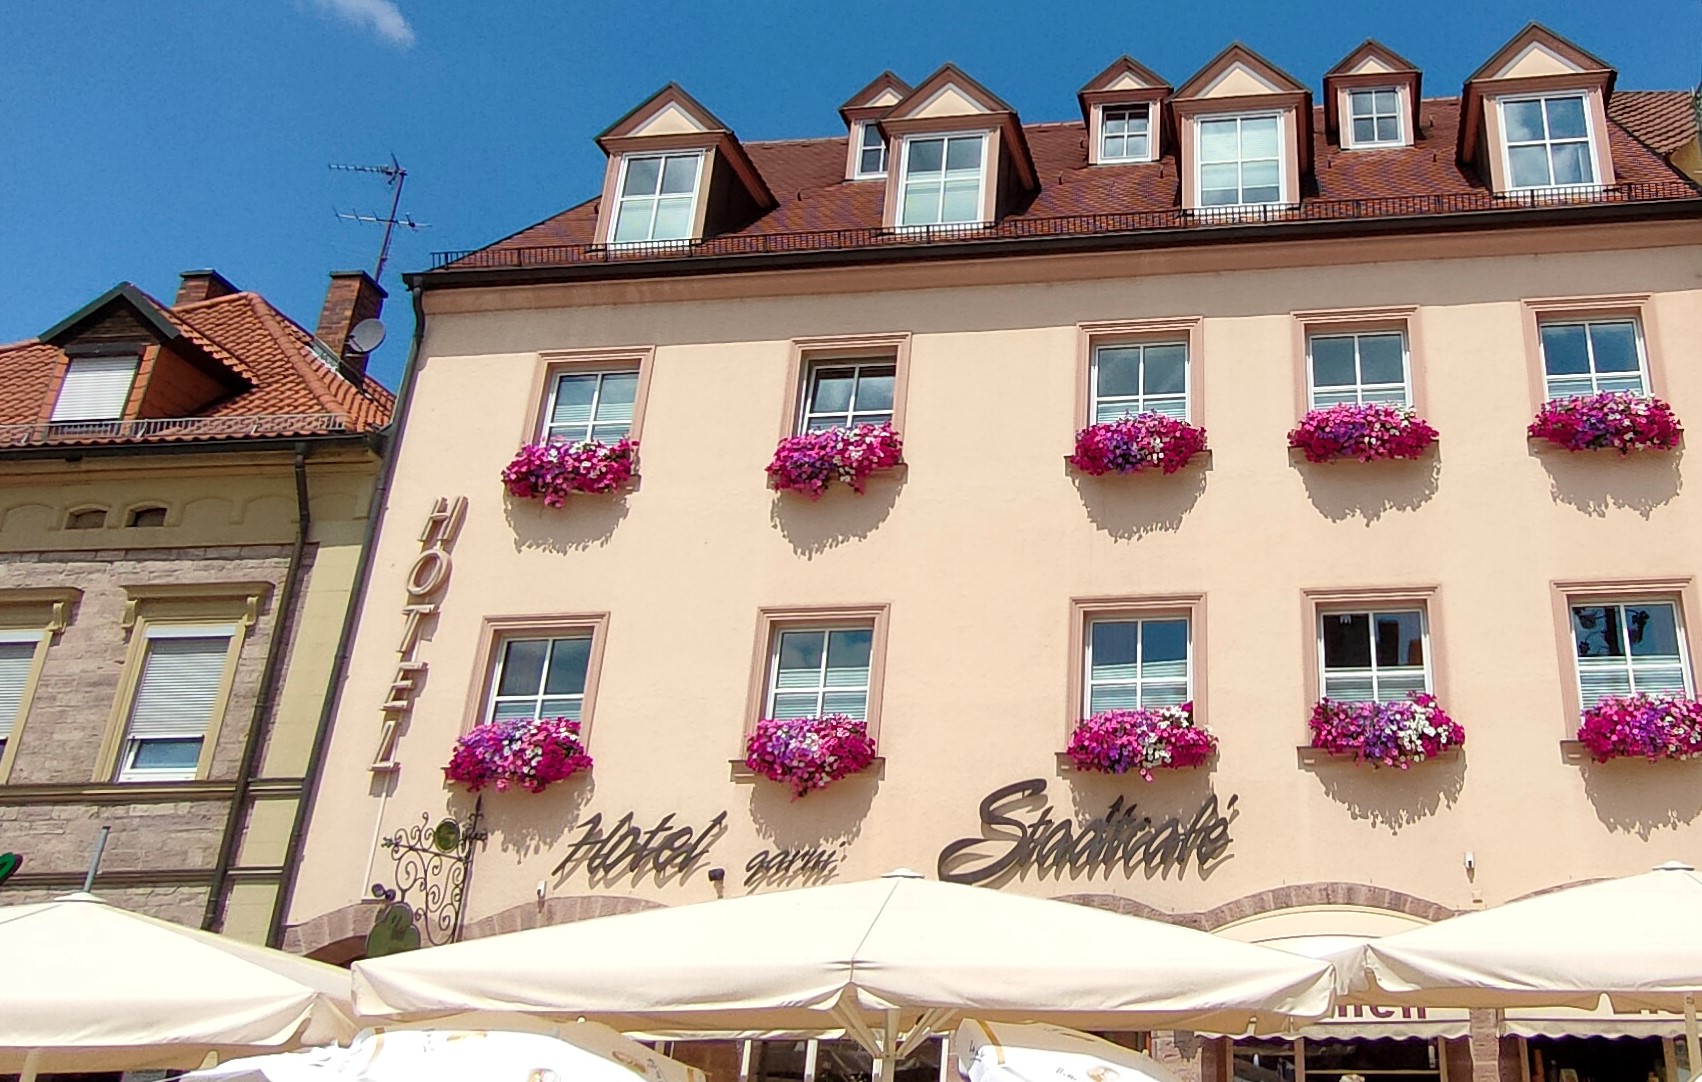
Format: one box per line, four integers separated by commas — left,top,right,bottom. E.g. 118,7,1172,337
439,95,1700,273
0,289,393,449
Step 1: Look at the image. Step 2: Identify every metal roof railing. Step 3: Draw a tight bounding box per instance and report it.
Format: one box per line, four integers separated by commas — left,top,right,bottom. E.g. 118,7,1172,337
430,180,1702,271
0,413,353,448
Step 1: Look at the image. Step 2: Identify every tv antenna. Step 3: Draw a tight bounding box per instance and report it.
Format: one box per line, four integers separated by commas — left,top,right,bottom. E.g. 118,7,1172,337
330,154,427,282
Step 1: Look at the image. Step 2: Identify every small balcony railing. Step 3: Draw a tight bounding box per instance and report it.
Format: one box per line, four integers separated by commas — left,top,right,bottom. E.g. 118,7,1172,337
0,412,353,448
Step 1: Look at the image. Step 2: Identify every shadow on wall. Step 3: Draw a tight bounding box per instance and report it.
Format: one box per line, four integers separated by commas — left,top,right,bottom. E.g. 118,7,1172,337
741,769,876,891
1308,752,1465,833
462,773,597,859
1580,757,1702,839
1294,448,1441,525
1536,445,1682,519
769,474,901,558
504,489,632,552
1072,459,1208,540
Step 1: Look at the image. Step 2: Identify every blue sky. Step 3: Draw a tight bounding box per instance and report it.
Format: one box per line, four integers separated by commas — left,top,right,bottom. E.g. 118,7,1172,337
5,1,1697,389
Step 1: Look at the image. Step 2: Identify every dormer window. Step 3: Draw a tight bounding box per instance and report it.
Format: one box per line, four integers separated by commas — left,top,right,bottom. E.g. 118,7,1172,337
854,123,889,179
1347,88,1402,147
51,355,138,423
1198,115,1283,207
1100,105,1152,163
611,152,703,245
1501,94,1596,190
898,133,986,227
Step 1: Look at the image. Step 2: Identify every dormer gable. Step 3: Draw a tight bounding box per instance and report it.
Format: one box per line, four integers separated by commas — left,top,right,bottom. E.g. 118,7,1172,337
840,71,913,181
1459,24,1617,193
1173,44,1312,211
1323,40,1422,149
1078,56,1172,165
593,83,776,247
877,64,1038,230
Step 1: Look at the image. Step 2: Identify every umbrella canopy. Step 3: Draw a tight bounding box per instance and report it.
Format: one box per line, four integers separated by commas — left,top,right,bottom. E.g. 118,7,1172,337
0,892,357,1076
353,871,1335,1039
181,1024,706,1082
955,1020,1184,1082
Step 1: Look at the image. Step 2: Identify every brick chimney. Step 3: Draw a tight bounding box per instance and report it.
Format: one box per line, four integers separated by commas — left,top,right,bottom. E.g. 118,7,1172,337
174,269,240,307
314,270,386,381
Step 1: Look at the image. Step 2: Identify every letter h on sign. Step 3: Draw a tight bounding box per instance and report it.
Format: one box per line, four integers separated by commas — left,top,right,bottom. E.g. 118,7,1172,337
372,497,467,773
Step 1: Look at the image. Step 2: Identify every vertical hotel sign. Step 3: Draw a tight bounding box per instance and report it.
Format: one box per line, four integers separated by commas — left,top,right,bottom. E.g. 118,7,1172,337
372,496,467,772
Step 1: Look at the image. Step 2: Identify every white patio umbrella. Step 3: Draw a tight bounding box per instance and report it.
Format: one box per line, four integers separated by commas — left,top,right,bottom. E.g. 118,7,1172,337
955,1019,1184,1082
354,870,1335,1074
0,892,358,1081
180,1023,706,1082
1335,862,1702,1073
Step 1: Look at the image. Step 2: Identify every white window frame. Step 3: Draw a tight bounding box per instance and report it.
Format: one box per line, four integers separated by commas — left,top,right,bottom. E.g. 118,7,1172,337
896,131,989,229
798,359,897,433
1538,317,1650,400
541,368,640,443
1498,93,1599,192
485,633,595,724
116,624,236,784
1099,104,1152,163
1318,608,1432,703
1084,616,1193,715
853,122,888,179
764,624,874,721
1345,87,1403,148
1194,112,1287,209
1569,599,1694,707
1306,330,1412,409
609,150,704,246
1090,341,1191,422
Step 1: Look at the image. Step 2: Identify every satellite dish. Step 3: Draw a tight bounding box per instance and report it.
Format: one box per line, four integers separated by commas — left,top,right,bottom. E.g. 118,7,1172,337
348,318,387,354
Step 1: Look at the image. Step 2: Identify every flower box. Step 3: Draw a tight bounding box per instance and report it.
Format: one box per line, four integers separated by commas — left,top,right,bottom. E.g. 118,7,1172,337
444,716,593,793
502,439,638,506
1527,392,1682,453
744,714,877,797
1068,415,1209,476
767,424,903,498
1576,693,1702,762
1065,704,1217,780
1287,403,1438,463
1307,693,1464,768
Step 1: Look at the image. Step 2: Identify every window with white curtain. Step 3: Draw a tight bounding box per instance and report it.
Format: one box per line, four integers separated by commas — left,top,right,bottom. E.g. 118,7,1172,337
1501,94,1597,190
543,370,638,443
765,627,873,721
117,627,235,782
1091,341,1190,422
898,133,986,227
1320,609,1429,703
1539,318,1648,400
51,355,139,423
0,631,43,763
486,634,593,723
1571,600,1691,707
611,152,703,245
1198,114,1283,207
1085,617,1191,714
1308,331,1410,408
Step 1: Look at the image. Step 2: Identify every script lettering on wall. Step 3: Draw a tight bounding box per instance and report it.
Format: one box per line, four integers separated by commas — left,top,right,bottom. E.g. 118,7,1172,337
936,778,1237,885
372,496,467,772
744,844,844,889
551,810,728,883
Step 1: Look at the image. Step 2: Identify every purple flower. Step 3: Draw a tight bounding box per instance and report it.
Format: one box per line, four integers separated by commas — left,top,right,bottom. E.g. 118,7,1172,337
444,716,593,793
1068,414,1208,476
1528,392,1682,453
1577,694,1702,762
1066,704,1216,780
1308,693,1464,768
744,715,877,797
502,438,638,507
1287,403,1438,463
767,424,903,498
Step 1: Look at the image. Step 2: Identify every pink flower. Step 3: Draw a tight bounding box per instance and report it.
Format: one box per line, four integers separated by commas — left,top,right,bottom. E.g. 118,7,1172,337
744,715,876,797
1307,693,1464,768
1068,415,1208,476
1528,392,1682,453
1577,694,1702,762
444,716,593,793
1287,403,1438,463
502,439,637,507
767,424,903,498
1066,704,1216,780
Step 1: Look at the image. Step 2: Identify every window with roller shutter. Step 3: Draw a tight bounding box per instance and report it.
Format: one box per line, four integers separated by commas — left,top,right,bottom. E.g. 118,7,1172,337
50,355,139,422
1319,609,1430,703
765,626,873,722
116,627,234,783
0,632,43,762
1085,617,1192,714
1571,601,1692,707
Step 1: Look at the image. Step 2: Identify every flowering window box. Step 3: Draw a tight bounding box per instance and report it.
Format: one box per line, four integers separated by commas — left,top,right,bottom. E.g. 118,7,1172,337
1305,693,1463,768
767,424,903,499
1287,403,1438,463
1574,693,1702,763
1068,415,1209,476
1527,392,1682,453
444,716,592,793
1063,705,1217,780
502,438,638,506
743,715,877,797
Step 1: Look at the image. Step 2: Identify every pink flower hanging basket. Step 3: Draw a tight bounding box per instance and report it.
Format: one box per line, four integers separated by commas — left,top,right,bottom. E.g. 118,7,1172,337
1068,414,1209,476
766,424,903,498
1287,403,1438,463
1307,693,1464,768
1528,392,1682,453
444,716,593,793
744,714,877,797
1065,704,1216,780
502,439,638,507
1576,693,1702,762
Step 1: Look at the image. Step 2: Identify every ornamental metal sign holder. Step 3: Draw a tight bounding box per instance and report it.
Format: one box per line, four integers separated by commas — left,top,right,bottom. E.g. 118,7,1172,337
367,797,485,954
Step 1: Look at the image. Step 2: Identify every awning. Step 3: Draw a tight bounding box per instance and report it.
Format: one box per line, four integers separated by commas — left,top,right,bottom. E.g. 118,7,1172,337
1503,1004,1691,1040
